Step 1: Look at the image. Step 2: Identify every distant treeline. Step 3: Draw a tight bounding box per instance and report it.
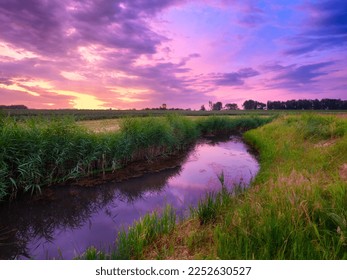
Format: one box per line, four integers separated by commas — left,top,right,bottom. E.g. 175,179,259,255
0,105,28,109
265,99,347,110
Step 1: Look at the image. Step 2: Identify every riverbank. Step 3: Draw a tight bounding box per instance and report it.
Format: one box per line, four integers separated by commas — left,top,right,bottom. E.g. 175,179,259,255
0,115,271,201
82,113,347,260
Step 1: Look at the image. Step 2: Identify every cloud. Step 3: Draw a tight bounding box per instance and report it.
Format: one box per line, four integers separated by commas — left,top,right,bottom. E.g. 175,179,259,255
237,14,265,28
266,61,335,89
0,87,74,108
0,0,206,108
218,0,266,28
284,0,347,55
0,0,66,56
1,0,345,109
0,0,187,57
0,77,13,86
209,68,260,86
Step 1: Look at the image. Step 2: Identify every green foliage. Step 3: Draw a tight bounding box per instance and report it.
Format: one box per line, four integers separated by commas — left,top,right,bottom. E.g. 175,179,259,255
131,114,347,260
212,115,347,259
81,205,176,260
196,116,272,135
0,115,270,201
196,192,219,225
59,113,347,260
301,114,346,140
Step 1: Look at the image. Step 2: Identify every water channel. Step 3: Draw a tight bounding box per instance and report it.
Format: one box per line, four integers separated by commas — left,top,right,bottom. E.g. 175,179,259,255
0,136,259,259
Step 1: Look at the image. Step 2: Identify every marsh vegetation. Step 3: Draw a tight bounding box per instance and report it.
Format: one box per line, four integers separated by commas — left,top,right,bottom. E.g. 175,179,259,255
0,114,270,201
81,114,347,260
1,112,346,260
0,128,259,259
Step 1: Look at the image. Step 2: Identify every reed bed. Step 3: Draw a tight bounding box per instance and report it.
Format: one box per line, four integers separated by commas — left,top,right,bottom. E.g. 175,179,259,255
0,114,271,201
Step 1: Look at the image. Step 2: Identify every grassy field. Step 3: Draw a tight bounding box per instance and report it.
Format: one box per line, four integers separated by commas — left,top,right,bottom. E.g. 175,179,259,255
1,108,272,121
0,114,271,201
81,113,347,260
2,108,347,121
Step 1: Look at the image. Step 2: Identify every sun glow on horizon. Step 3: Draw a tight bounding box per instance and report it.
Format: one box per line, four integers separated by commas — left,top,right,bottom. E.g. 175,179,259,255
54,90,106,109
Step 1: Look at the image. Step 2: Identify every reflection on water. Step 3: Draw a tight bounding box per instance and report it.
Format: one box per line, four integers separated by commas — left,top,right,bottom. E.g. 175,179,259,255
0,136,259,260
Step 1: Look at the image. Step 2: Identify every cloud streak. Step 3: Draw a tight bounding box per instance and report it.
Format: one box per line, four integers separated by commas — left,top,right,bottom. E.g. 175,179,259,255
264,61,336,90
284,0,347,55
209,68,260,86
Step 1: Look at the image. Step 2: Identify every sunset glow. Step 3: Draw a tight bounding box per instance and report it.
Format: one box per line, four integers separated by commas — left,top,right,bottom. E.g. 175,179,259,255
0,0,346,109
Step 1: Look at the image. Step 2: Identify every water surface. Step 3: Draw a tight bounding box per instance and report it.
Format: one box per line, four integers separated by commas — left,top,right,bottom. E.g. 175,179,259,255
0,136,259,259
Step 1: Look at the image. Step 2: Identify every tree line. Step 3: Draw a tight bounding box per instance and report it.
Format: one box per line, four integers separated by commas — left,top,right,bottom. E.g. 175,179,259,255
204,98,347,111
266,99,347,110
200,101,239,111
0,105,28,109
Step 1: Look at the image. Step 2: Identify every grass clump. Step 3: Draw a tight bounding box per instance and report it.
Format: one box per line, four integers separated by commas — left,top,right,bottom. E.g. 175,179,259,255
80,205,176,260
288,114,346,140
195,192,219,225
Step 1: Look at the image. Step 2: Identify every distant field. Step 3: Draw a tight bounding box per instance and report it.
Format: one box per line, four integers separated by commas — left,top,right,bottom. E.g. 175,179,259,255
2,108,346,121
79,119,121,132
78,116,220,132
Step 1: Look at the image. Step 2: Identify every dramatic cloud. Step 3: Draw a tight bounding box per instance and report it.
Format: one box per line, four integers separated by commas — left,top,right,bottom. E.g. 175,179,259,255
210,68,260,86
0,0,345,109
265,62,335,90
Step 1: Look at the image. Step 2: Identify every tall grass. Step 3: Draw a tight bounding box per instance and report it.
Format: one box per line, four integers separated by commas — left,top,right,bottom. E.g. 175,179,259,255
0,114,270,201
211,114,347,259
81,205,176,260
138,114,347,260
196,115,273,135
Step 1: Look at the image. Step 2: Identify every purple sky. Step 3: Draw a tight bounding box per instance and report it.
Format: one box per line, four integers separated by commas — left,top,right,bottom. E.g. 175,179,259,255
0,0,346,109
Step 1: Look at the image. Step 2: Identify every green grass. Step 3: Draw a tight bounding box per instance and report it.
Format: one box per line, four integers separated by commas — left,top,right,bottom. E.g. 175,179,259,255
195,115,274,135
80,205,176,260
0,114,271,201
132,113,347,260
3,108,346,121
6,112,346,259
0,108,276,121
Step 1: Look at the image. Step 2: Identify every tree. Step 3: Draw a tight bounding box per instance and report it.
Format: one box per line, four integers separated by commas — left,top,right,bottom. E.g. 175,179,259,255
256,102,266,110
0,104,28,109
208,100,213,111
225,103,239,110
243,100,266,110
200,105,206,111
212,101,223,111
242,100,257,110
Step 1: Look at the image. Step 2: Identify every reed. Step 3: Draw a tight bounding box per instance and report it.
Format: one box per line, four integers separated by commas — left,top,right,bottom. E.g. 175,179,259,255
196,115,273,135
0,114,270,201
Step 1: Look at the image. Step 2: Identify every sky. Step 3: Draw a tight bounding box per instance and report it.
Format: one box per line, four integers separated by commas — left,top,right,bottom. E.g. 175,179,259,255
0,0,346,109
